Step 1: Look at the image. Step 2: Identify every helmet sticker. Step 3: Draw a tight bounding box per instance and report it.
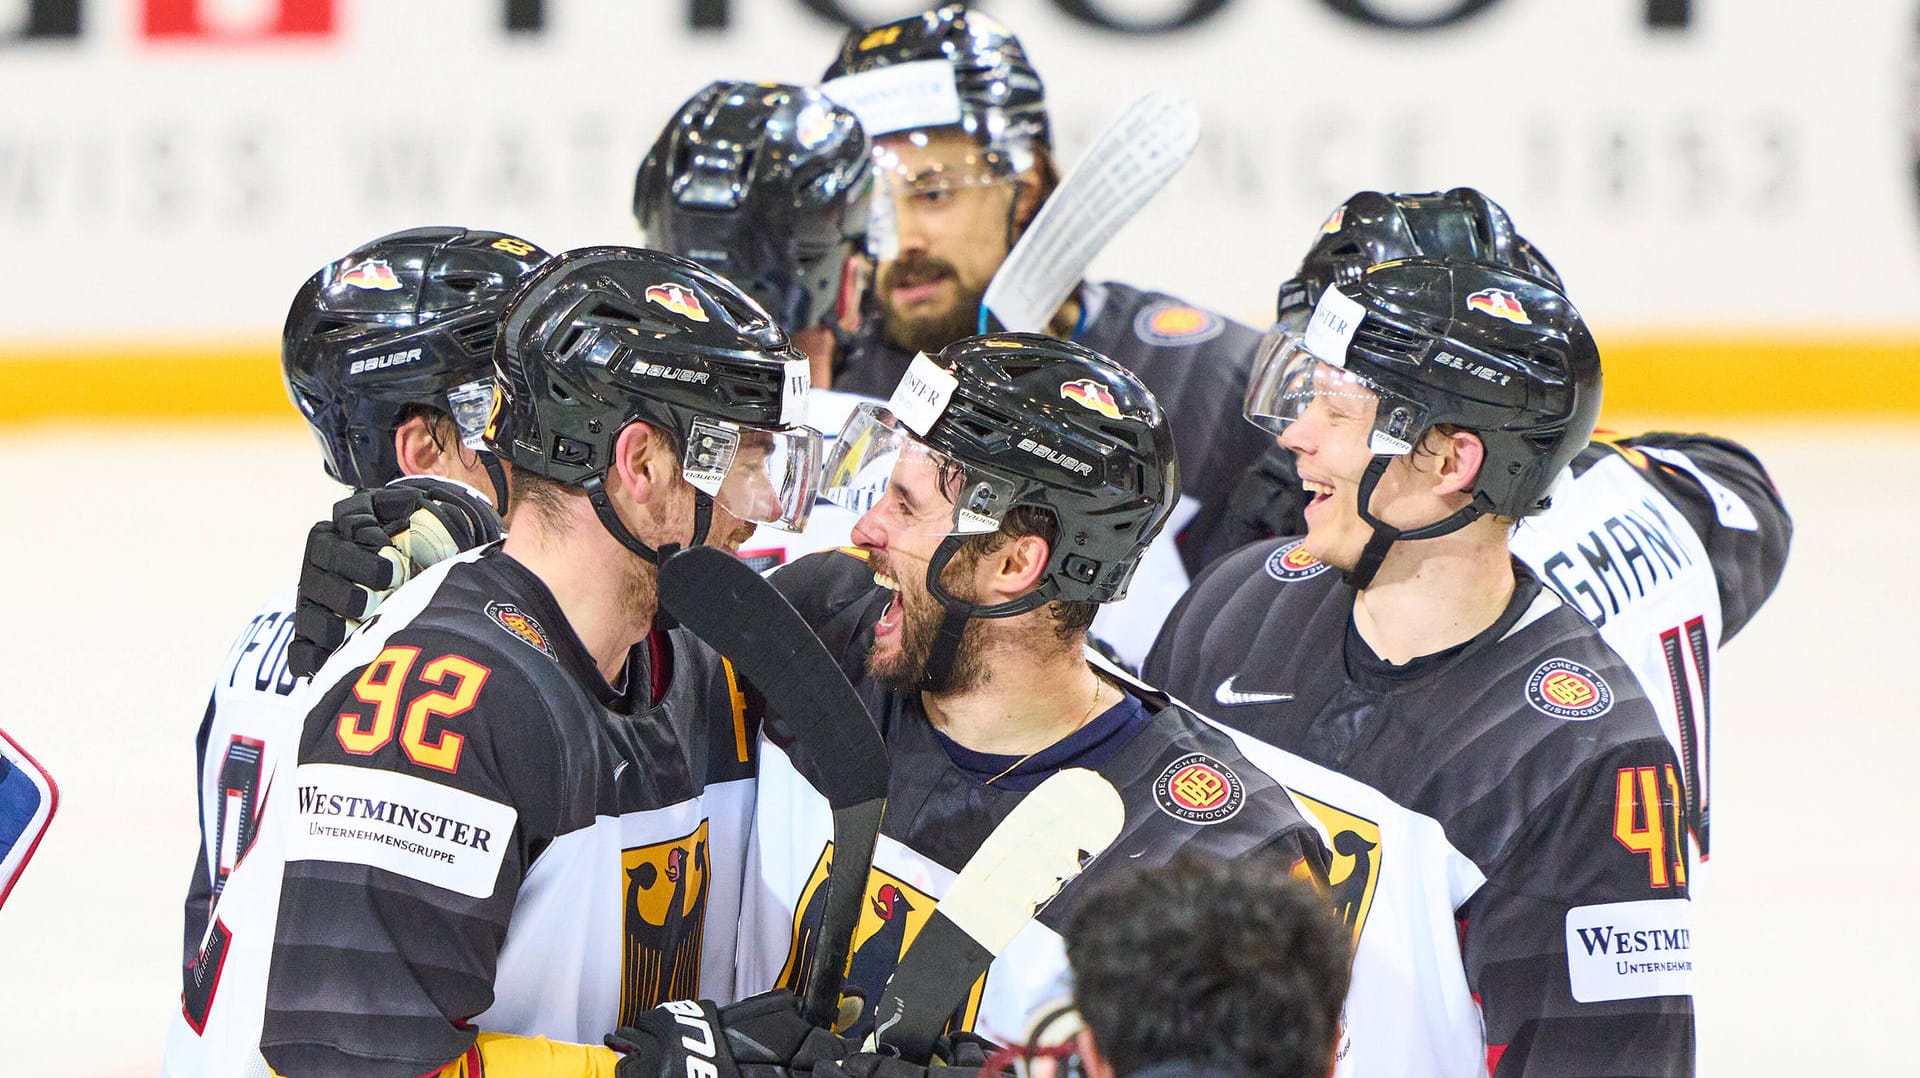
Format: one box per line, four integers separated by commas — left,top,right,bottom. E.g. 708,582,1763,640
1153,753,1246,825
1525,658,1615,720
1318,206,1346,234
339,259,402,291
1060,378,1120,419
779,358,811,427
1303,286,1367,368
1466,288,1532,325
821,59,962,138
886,352,959,436
645,282,710,323
1132,303,1224,347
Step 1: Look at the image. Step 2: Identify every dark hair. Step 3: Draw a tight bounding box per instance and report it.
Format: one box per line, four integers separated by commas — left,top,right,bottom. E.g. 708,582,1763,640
1065,851,1351,1078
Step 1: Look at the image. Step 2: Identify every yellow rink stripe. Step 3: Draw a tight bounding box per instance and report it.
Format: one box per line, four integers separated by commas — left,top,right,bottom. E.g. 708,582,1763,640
0,335,1915,422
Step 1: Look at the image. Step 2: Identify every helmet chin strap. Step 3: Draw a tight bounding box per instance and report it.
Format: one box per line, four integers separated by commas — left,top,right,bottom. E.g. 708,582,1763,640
479,451,511,515
917,533,1057,692
1345,456,1490,591
580,473,713,567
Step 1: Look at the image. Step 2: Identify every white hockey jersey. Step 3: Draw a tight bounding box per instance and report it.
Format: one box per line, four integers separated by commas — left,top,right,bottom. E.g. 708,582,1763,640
1510,434,1789,873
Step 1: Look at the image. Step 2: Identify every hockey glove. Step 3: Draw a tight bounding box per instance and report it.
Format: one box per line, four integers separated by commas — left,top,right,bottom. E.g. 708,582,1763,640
812,1033,1000,1077
288,477,503,677
607,990,855,1078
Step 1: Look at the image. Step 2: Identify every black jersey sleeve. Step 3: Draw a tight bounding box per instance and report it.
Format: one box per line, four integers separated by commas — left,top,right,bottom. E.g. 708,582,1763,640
1461,736,1696,1078
260,630,572,1078
1616,432,1791,641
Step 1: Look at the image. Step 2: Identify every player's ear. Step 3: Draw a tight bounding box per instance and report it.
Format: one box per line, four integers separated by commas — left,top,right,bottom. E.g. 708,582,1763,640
983,532,1049,600
1434,428,1486,497
393,413,444,477
609,421,670,506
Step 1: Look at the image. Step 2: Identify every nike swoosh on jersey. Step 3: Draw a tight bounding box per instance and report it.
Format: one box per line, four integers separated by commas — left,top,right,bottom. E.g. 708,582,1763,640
1214,676,1294,706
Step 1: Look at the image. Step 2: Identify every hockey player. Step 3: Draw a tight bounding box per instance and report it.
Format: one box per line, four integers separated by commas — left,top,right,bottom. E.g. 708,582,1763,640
167,227,547,1077
1146,260,1696,1078
1204,189,1791,871
255,248,825,1077
736,334,1329,1056
818,4,1271,572
177,226,544,966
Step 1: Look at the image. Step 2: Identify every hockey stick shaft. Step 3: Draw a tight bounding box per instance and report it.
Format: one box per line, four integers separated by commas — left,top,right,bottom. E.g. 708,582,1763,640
656,546,888,1028
870,768,1126,1061
980,91,1202,335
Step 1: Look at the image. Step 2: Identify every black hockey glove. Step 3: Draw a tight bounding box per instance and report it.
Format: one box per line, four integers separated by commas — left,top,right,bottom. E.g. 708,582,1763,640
287,477,503,677
1217,441,1309,553
812,1033,1002,1077
607,990,855,1078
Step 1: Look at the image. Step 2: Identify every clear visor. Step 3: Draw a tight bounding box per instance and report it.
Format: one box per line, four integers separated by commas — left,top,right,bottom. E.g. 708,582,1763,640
819,402,1018,537
683,417,823,533
1243,328,1429,457
867,141,1017,263
446,379,496,453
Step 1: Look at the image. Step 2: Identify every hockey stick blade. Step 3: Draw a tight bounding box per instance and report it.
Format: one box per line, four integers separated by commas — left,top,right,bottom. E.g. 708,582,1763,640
868,767,1126,1061
656,546,888,1028
980,91,1201,334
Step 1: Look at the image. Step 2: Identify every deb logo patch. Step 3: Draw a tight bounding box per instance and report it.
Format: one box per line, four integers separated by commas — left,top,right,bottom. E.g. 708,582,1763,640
1133,302,1224,346
1465,287,1531,325
1264,539,1331,582
1154,753,1245,825
1060,378,1121,418
1526,658,1615,720
1565,899,1695,1002
486,601,555,661
646,282,710,323
339,258,402,291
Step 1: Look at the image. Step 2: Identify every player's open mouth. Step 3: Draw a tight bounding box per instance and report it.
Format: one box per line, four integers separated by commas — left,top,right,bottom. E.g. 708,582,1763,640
1301,478,1336,505
873,569,904,639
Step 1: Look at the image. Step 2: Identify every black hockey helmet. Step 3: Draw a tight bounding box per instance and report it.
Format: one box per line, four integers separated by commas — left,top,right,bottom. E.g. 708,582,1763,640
282,226,549,494
488,246,819,560
1246,258,1599,585
634,81,873,334
821,4,1050,164
1275,188,1562,321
